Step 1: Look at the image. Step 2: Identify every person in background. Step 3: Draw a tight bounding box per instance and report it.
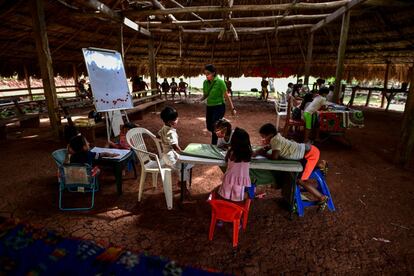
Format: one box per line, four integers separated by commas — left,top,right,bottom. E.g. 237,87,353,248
225,77,233,97
77,79,88,99
137,77,149,97
132,75,140,98
200,64,236,145
170,78,178,100
161,78,170,99
108,122,137,150
178,78,188,99
260,77,269,101
214,118,234,150
156,79,162,96
254,123,328,210
303,87,330,143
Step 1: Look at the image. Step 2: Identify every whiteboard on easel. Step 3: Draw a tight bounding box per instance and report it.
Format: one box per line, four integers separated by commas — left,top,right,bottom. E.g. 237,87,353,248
82,48,133,112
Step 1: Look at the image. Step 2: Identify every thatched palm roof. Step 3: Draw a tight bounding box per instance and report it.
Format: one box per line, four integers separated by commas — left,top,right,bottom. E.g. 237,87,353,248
1,0,413,81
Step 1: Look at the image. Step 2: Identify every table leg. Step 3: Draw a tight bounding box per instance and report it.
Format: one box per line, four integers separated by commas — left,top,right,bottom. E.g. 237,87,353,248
289,172,298,220
180,163,185,202
115,163,123,195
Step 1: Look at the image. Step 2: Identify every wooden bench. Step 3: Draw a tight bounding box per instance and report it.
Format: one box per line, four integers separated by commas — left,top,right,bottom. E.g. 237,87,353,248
127,98,165,120
0,114,40,139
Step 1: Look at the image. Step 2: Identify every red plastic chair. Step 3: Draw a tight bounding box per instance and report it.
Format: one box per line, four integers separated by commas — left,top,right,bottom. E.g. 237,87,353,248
208,199,244,247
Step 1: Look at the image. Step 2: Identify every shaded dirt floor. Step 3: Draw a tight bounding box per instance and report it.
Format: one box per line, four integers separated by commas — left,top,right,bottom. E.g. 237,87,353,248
0,96,413,275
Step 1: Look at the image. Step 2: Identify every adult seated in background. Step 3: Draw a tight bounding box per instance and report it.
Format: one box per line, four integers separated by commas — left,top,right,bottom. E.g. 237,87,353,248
156,80,162,95
137,77,149,97
178,78,188,99
260,77,269,101
161,78,170,99
225,77,232,97
170,78,178,99
77,79,88,99
132,75,140,97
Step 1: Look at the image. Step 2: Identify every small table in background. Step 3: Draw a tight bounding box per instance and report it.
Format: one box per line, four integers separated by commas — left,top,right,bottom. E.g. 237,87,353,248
91,147,136,195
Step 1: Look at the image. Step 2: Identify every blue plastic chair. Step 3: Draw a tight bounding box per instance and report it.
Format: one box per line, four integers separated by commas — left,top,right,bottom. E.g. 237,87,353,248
52,148,67,166
294,168,335,217
57,163,100,211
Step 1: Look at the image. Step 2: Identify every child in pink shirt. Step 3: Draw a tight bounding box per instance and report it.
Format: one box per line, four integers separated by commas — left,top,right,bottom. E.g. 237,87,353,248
217,127,252,202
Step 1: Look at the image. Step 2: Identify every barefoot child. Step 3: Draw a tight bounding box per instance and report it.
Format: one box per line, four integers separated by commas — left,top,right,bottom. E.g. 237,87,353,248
215,127,252,202
158,106,192,195
254,123,328,208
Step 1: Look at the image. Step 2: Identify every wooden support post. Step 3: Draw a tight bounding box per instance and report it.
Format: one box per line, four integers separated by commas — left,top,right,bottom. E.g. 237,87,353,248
333,10,350,103
381,61,390,108
117,24,124,59
148,37,157,92
349,86,356,106
395,65,414,168
23,65,33,101
304,32,314,86
30,0,60,136
365,88,372,107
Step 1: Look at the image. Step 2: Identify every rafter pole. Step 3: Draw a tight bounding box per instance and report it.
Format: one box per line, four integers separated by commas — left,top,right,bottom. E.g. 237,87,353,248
311,0,367,32
126,1,351,17
168,0,207,22
265,34,272,65
117,24,124,59
30,0,60,137
381,61,391,108
304,32,314,86
333,10,351,103
148,36,157,90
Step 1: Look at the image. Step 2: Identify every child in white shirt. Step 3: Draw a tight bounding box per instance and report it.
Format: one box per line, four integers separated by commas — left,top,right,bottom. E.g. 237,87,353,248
303,87,329,143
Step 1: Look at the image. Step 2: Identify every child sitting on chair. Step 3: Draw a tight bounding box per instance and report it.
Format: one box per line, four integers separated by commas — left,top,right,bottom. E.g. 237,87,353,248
254,123,328,209
68,134,118,165
215,127,252,202
214,118,234,150
303,87,330,143
158,106,192,194
108,122,137,150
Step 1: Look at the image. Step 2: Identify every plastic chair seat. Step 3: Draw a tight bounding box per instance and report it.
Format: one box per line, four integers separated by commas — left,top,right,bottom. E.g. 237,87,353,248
288,119,305,126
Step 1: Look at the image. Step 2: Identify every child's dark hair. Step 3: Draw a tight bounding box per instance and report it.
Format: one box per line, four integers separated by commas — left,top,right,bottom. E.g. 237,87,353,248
300,92,314,110
259,123,278,136
227,127,252,162
214,118,232,137
319,87,330,95
160,106,178,124
69,134,87,153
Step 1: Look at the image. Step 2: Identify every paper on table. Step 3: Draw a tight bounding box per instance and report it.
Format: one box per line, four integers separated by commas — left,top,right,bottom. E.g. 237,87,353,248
252,155,266,160
91,147,130,160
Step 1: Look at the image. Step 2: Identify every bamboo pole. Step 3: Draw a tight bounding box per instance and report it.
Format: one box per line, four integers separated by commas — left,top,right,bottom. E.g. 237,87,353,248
125,1,351,17
395,65,414,168
381,61,390,108
304,32,314,86
117,24,124,59
30,0,60,137
148,37,157,91
333,11,350,103
23,65,33,101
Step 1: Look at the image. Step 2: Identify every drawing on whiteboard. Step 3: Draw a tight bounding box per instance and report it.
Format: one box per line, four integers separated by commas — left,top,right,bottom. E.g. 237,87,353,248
82,48,133,112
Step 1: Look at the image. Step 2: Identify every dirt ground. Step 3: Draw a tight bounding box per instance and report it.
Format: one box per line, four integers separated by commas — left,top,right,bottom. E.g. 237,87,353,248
0,96,413,275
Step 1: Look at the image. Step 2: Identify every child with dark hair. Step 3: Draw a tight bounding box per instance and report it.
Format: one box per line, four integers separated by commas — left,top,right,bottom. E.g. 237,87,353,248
254,123,328,207
69,135,118,165
108,122,137,150
214,118,233,149
158,106,192,191
216,127,252,202
303,87,330,142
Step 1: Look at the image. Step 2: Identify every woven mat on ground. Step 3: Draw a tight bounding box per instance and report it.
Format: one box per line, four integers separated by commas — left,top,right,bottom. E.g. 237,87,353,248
0,217,226,276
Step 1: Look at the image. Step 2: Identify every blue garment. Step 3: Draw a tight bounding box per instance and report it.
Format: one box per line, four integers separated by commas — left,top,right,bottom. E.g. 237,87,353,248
70,151,97,165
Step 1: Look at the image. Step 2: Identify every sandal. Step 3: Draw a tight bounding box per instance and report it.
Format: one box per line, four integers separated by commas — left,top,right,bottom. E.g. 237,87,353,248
317,196,329,212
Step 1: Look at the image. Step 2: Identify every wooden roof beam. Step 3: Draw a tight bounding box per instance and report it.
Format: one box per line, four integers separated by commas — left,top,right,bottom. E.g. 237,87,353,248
136,14,329,27
167,0,207,23
73,0,151,36
311,0,368,32
125,0,351,17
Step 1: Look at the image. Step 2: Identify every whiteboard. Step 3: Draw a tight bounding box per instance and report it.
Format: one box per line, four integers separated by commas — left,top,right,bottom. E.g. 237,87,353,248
82,48,133,112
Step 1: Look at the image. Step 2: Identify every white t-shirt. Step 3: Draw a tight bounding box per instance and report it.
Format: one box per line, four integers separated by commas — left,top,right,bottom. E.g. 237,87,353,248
270,133,305,160
158,125,179,167
217,129,234,148
304,95,327,114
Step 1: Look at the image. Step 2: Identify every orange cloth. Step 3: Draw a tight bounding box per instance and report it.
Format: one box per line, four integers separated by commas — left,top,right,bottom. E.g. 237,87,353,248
301,145,320,180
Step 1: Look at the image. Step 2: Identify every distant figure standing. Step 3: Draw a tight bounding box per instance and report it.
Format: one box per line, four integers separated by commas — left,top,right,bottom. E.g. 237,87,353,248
260,77,269,101
137,77,149,97
225,77,233,97
156,80,162,96
132,76,140,98
178,78,188,99
170,78,178,99
161,78,170,99
77,79,88,99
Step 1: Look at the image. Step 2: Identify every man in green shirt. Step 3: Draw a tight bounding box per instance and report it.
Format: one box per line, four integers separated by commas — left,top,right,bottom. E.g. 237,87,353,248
200,64,236,144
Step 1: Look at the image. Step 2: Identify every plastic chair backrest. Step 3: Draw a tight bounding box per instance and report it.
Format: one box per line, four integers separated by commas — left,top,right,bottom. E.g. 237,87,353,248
52,148,68,167
60,163,92,186
126,128,162,165
209,200,244,222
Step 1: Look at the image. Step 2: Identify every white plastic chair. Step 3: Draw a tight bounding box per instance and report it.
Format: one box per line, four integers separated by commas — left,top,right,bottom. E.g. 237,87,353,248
126,128,174,210
274,96,288,130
